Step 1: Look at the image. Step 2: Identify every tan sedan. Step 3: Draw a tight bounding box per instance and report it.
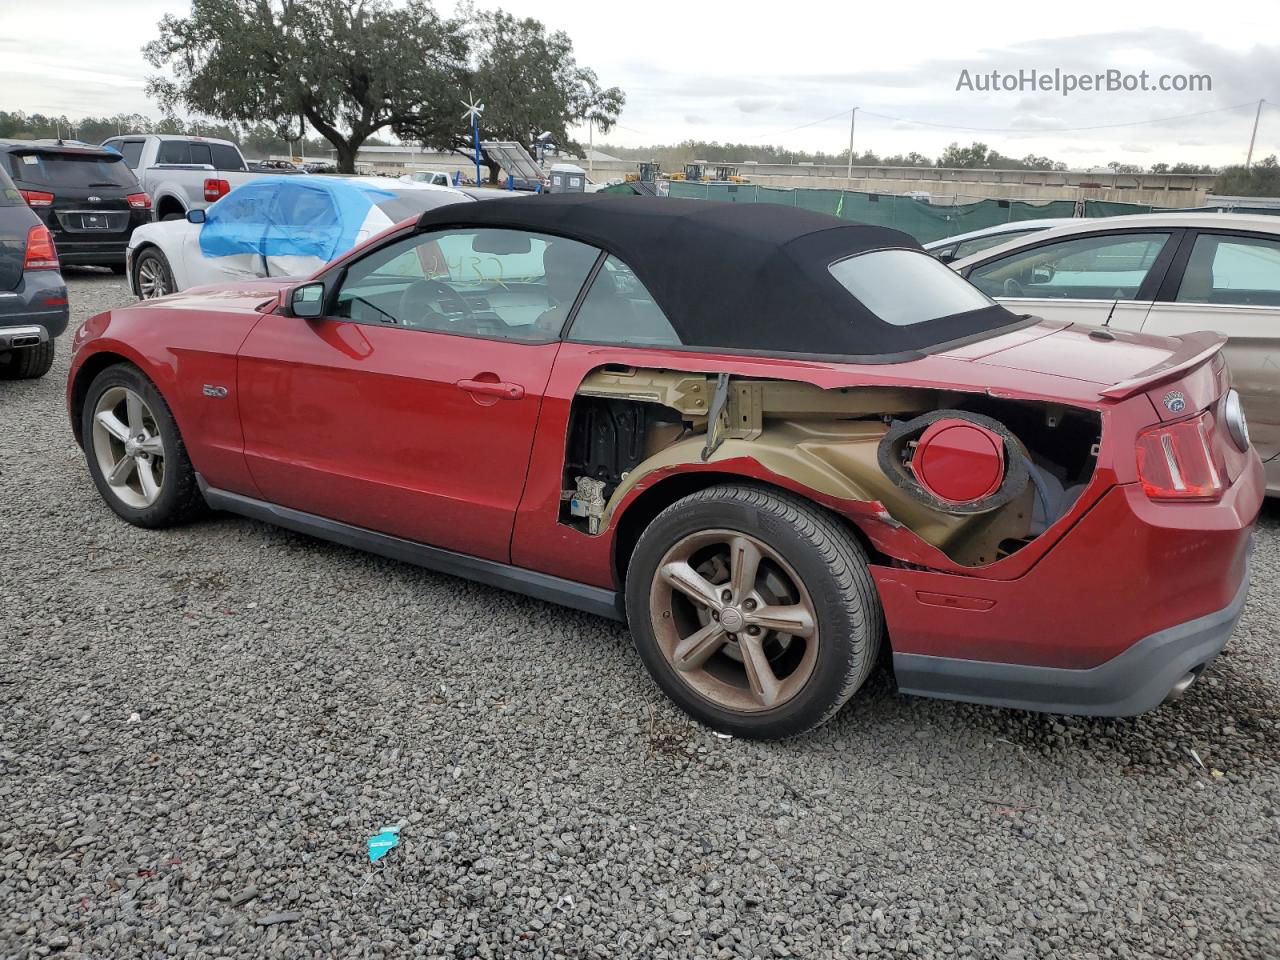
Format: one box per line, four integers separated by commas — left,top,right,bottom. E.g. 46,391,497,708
952,212,1280,494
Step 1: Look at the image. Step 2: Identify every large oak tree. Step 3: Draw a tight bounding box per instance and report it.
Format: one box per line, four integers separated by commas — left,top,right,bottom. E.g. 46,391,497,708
401,9,625,183
144,0,467,173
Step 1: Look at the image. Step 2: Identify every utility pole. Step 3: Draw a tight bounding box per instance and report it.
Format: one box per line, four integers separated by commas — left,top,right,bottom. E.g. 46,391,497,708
1246,99,1265,169
588,119,594,177
846,107,859,183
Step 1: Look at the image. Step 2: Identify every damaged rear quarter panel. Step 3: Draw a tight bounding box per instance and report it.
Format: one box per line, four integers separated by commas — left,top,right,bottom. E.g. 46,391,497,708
511,341,1141,589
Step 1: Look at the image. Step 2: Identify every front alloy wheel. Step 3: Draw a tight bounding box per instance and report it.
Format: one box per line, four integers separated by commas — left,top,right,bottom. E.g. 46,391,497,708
81,363,205,528
135,250,174,299
91,386,166,508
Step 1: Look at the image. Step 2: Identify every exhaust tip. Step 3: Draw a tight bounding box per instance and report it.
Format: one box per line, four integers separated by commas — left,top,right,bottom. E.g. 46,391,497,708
11,336,40,347
1165,671,1199,703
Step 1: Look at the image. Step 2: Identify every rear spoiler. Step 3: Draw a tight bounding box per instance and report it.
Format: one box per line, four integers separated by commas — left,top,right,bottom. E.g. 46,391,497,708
1099,330,1226,400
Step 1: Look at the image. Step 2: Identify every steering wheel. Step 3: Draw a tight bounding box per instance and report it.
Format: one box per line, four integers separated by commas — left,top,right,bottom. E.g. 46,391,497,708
399,278,473,328
1002,277,1025,297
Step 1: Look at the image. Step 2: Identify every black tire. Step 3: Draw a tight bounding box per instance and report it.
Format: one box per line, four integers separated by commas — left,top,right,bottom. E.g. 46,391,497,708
625,484,885,739
0,339,55,379
81,363,206,528
133,248,175,299
161,213,185,222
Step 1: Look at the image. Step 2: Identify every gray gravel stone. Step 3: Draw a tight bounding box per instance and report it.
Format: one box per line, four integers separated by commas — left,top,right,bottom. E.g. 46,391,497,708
0,270,1278,959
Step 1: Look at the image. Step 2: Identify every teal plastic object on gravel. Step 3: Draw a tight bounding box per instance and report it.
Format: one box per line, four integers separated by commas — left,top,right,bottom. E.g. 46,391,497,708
367,820,407,863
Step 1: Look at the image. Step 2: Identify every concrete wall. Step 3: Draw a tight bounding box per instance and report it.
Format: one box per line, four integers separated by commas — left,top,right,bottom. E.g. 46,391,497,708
317,149,1220,206
579,160,1216,206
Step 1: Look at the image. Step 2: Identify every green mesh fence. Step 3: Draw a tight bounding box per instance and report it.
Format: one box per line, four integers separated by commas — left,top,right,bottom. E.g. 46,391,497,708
621,182,1278,240
664,181,1076,243
1082,199,1153,217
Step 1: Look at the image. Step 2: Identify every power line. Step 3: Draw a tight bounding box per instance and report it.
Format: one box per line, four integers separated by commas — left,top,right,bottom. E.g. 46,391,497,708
767,107,855,140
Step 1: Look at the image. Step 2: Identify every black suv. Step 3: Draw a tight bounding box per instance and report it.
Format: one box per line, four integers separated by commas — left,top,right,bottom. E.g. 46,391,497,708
0,140,152,272
0,161,69,378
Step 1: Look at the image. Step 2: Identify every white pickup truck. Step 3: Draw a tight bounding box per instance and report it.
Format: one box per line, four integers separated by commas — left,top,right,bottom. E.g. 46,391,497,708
100,134,292,221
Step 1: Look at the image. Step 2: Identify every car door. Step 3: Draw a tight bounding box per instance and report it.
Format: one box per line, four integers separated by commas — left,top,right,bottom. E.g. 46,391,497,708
236,225,601,562
180,185,279,288
963,229,1181,331
1144,229,1280,472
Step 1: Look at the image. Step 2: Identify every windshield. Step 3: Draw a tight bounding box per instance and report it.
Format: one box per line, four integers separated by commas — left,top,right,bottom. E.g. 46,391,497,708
9,152,139,190
374,189,472,223
829,248,995,326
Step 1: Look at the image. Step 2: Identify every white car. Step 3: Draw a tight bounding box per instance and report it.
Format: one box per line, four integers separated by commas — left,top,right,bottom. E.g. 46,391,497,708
126,176,472,298
400,171,453,187
950,212,1280,493
923,218,1078,262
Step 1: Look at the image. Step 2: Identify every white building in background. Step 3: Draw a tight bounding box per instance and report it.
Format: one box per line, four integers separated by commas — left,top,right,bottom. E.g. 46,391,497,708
326,144,474,176
324,143,630,180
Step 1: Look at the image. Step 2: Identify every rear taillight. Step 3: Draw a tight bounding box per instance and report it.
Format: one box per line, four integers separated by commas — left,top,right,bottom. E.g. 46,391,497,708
20,189,54,207
126,192,152,210
1135,413,1223,501
23,225,59,271
203,178,230,202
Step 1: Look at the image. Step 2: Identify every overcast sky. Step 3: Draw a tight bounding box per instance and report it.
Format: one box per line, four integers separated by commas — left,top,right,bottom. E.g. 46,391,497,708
2,0,1278,168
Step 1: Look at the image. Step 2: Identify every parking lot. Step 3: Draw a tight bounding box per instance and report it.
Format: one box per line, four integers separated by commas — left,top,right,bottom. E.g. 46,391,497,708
0,270,1277,958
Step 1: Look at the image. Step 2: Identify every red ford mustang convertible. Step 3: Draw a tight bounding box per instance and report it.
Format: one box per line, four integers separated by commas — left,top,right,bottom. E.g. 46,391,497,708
68,196,1262,738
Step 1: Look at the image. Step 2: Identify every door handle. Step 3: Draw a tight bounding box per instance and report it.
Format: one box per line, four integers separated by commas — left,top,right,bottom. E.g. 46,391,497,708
456,378,525,400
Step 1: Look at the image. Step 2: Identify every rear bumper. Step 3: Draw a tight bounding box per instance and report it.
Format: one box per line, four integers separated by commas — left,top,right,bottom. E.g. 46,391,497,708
893,556,1250,716
0,271,69,341
57,240,129,266
874,455,1262,716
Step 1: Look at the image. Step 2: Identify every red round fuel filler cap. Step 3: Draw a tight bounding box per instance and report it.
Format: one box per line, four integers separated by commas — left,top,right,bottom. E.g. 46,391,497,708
910,419,1006,504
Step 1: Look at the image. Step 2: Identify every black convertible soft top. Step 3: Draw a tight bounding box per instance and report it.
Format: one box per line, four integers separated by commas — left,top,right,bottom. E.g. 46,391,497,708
414,194,1024,359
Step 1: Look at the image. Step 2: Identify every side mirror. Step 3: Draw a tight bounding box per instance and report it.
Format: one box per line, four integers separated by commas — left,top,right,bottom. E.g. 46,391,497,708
1031,264,1056,284
186,209,206,224
288,282,326,318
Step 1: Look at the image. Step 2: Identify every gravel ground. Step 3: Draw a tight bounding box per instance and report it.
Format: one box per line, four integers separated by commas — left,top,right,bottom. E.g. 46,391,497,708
2,270,1279,960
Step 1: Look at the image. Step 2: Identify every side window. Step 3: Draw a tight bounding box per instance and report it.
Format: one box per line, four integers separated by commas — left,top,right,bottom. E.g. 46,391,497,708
210,144,246,172
568,256,682,346
120,140,145,169
953,229,1037,260
188,143,213,167
968,232,1170,301
156,141,190,164
1176,234,1280,307
333,228,598,341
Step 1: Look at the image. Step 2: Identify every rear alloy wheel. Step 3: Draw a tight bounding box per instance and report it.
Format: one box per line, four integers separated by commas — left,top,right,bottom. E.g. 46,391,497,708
134,249,175,299
626,484,884,739
82,364,205,528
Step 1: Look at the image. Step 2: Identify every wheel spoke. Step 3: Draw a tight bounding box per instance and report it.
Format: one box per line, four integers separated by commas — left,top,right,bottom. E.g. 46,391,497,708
660,561,723,612
125,392,145,435
138,436,164,457
744,603,816,639
739,632,783,708
136,458,160,501
107,455,136,486
728,536,762,600
95,410,131,443
672,622,728,672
